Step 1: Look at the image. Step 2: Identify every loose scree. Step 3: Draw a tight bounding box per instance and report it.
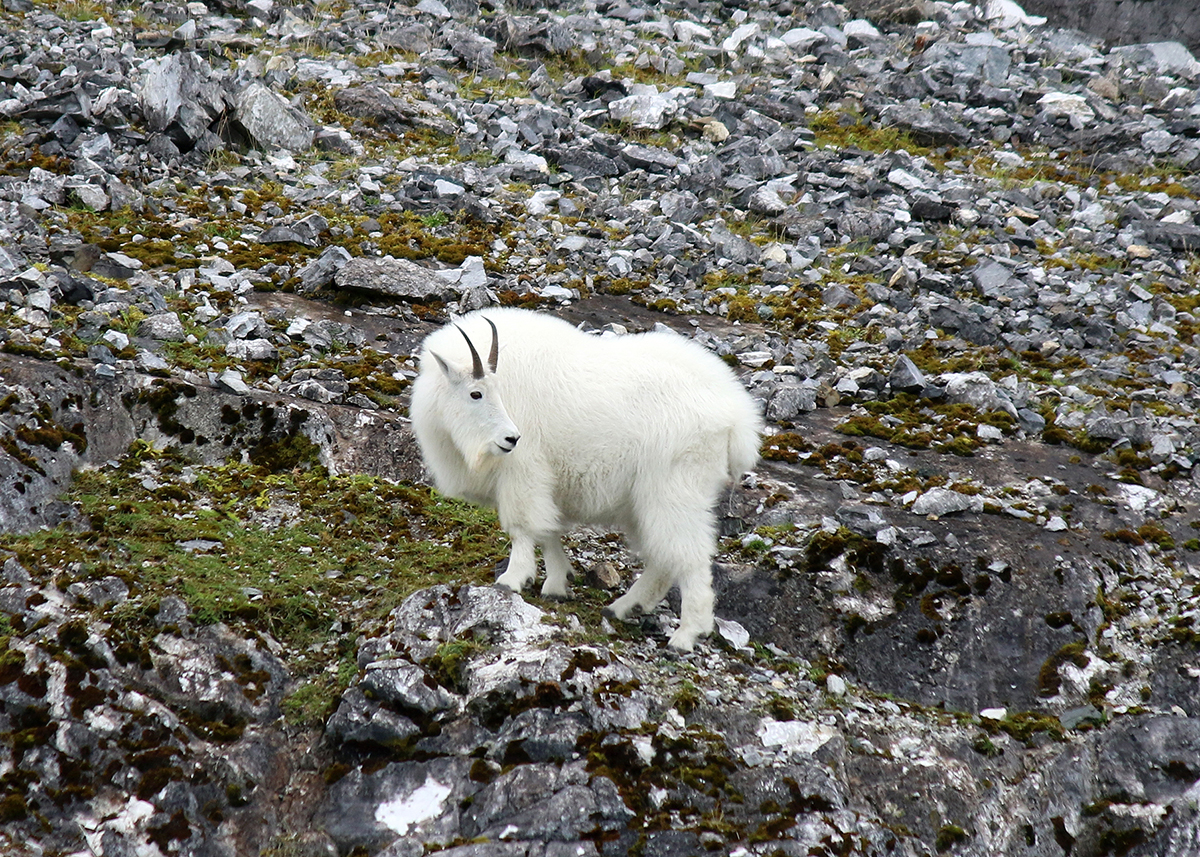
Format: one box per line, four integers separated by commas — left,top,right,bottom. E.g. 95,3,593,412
409,308,762,651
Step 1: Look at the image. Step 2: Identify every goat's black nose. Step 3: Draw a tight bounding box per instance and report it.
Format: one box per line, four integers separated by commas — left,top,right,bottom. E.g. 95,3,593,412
505,435,520,448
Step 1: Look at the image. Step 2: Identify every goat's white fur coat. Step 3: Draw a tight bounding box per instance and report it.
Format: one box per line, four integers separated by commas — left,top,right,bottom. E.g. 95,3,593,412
409,308,762,651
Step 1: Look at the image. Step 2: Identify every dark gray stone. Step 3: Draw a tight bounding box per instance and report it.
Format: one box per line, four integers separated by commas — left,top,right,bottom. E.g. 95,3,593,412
1018,408,1047,434
835,505,890,535
888,354,927,393
486,15,577,56
971,259,1014,296
877,103,973,146
1023,1,1200,58
910,198,953,221
334,85,406,129
1060,704,1104,730
821,283,860,309
298,246,352,293
710,222,758,265
380,23,436,53
259,213,327,247
837,210,892,242
1137,220,1200,252
487,709,588,763
619,143,678,172
767,384,817,422
462,763,632,842
447,28,498,69
327,686,422,747
360,661,459,717
138,51,231,148
547,145,621,179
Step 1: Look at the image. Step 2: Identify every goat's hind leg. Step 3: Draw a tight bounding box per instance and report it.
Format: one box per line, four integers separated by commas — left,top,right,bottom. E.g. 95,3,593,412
602,510,673,623
605,567,714,652
608,497,717,652
602,564,671,622
667,561,715,653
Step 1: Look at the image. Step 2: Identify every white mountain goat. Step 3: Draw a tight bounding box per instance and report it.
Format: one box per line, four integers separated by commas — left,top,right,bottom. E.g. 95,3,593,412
409,308,762,651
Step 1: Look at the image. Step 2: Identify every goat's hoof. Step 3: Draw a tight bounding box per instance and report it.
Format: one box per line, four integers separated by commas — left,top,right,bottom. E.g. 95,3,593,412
494,568,535,593
541,590,571,602
492,580,522,594
602,604,641,623
666,630,703,653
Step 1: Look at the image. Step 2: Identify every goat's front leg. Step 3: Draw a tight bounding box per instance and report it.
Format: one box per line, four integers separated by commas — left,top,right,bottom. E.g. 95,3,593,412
539,537,573,600
495,529,537,593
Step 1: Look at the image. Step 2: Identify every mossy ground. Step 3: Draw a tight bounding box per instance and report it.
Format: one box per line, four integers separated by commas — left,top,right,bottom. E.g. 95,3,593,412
835,393,1016,456
808,109,935,157
56,191,510,286
0,442,508,724
582,722,750,843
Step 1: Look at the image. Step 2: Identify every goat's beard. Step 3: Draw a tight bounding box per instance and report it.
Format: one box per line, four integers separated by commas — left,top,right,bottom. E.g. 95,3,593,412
465,442,503,475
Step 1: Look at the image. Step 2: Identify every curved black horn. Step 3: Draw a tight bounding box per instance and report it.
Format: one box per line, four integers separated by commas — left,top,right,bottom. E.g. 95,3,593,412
485,317,498,372
455,324,485,379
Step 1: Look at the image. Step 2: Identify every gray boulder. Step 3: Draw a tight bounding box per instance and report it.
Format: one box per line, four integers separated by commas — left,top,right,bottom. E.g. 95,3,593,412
137,311,186,341
138,51,230,150
888,354,927,393
334,256,454,301
236,83,314,152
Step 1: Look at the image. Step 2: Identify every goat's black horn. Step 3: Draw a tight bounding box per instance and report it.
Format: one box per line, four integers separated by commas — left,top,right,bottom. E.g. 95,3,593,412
455,324,485,379
485,317,498,373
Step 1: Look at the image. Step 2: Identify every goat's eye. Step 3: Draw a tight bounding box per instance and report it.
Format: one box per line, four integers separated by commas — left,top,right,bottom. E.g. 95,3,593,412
470,391,483,400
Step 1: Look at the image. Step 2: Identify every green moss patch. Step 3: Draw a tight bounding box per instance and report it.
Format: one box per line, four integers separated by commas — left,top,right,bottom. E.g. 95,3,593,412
1103,523,1175,551
0,443,506,725
371,210,503,268
581,723,748,840
760,432,813,463
804,527,886,578
936,824,969,852
1038,640,1090,697
807,109,935,157
983,710,1066,745
836,393,1015,454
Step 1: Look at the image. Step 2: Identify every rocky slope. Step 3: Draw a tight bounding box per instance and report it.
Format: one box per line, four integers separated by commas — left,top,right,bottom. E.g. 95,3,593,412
1019,0,1200,57
3,0,1200,855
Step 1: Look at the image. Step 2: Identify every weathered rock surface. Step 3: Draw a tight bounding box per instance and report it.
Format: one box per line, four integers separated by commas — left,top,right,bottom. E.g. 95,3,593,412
1021,0,1200,56
3,0,1200,854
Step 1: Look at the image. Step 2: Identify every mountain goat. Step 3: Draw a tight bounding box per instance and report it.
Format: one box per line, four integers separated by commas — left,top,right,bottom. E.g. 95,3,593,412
409,308,762,651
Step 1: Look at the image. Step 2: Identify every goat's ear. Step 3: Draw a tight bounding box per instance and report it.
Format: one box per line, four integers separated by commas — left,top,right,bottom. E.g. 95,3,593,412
430,351,458,381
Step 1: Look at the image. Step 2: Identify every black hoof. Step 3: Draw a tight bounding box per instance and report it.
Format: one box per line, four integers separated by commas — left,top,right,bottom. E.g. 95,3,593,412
601,605,641,622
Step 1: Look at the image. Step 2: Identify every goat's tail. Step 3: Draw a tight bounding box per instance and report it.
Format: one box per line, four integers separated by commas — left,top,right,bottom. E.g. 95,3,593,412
726,415,762,481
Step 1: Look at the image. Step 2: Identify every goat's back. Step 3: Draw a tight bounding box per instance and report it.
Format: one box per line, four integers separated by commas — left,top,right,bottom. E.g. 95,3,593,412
448,309,760,474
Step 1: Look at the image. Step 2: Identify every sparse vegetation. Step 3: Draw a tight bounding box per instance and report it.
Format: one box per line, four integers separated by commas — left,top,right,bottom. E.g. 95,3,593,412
0,442,508,720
